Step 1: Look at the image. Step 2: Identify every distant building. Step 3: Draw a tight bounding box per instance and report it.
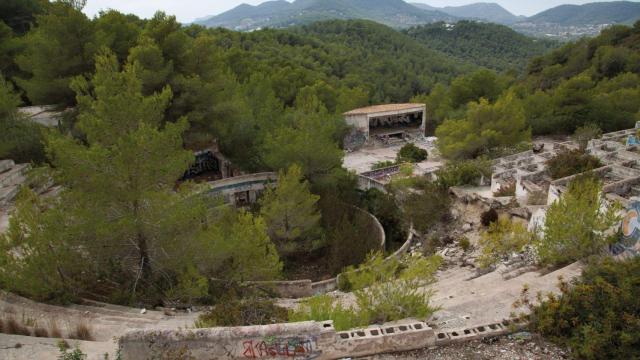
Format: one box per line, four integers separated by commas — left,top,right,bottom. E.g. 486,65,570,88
343,103,426,147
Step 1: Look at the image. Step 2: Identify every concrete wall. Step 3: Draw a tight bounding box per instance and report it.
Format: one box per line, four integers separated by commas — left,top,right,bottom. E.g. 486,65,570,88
118,320,436,360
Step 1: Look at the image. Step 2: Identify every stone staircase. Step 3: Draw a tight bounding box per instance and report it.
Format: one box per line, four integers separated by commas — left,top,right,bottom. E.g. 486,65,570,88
0,159,29,207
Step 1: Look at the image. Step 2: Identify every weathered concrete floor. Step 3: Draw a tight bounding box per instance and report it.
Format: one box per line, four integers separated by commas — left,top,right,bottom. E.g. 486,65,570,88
0,293,199,359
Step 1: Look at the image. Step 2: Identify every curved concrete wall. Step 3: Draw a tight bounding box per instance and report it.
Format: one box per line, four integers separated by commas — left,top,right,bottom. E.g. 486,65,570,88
244,206,387,298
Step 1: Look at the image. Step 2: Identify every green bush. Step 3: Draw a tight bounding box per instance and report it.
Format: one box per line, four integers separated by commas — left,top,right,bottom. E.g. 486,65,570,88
546,150,603,180
435,158,492,189
289,295,366,331
371,161,396,170
57,341,86,360
522,258,640,359
478,218,534,269
396,143,428,163
300,254,441,330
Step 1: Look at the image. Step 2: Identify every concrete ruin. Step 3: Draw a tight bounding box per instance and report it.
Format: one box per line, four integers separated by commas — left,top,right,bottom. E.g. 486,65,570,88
0,160,29,207
118,319,442,360
18,105,68,127
344,104,426,148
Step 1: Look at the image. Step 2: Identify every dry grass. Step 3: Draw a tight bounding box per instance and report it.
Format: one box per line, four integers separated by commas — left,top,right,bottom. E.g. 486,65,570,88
67,318,94,341
33,325,48,338
47,317,62,338
3,317,31,336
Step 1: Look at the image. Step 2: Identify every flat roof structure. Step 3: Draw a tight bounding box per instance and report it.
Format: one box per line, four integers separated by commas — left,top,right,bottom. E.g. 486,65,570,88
344,103,426,116
344,103,426,147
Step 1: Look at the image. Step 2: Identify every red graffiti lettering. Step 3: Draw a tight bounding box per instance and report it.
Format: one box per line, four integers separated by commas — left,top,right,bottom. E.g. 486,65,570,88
242,341,256,359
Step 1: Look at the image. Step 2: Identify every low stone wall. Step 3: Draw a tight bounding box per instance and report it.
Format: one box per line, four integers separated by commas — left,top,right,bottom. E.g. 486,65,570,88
118,320,436,360
357,175,387,193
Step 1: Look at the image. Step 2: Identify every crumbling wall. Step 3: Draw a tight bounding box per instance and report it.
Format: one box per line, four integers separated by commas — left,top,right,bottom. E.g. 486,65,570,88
118,320,437,360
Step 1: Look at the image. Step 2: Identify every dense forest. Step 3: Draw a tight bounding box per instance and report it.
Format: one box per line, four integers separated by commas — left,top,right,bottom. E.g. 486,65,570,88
404,21,558,72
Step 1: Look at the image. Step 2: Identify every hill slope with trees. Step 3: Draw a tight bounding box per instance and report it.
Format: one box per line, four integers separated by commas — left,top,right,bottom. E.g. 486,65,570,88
404,21,558,72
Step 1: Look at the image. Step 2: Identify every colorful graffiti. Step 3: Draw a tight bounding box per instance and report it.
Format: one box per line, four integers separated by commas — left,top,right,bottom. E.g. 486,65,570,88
613,201,640,258
241,336,319,359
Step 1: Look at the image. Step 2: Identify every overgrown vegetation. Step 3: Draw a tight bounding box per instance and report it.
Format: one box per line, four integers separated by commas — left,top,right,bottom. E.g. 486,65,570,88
546,149,603,180
435,158,492,189
292,253,442,331
195,293,288,328
396,143,428,163
478,219,534,269
537,175,621,266
518,258,640,360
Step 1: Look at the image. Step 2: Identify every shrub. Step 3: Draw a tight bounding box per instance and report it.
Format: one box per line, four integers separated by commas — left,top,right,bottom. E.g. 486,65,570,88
337,253,442,326
47,318,62,338
546,150,603,180
195,294,288,328
33,325,48,338
478,218,535,269
435,158,492,189
572,123,602,150
401,181,451,233
163,265,209,307
396,143,428,163
57,340,87,360
459,237,471,252
288,295,365,331
480,208,499,226
371,161,396,170
493,181,516,197
522,258,640,359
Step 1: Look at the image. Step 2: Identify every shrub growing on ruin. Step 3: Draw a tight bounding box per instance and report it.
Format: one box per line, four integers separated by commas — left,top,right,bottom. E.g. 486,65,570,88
522,258,640,359
537,175,621,266
334,253,442,326
493,181,516,197
478,218,535,269
546,149,603,180
371,161,396,170
396,143,428,163
402,181,451,233
480,208,499,226
195,294,288,328
572,123,602,150
288,295,365,331
435,158,492,189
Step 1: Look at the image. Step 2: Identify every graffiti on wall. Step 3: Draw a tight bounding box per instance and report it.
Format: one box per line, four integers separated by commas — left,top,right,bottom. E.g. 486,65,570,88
612,201,640,258
183,150,219,179
241,336,319,359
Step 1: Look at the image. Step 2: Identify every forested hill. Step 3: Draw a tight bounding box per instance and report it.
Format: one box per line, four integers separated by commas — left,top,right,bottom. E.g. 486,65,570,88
404,21,558,72
197,0,455,31
527,1,640,26
214,20,475,104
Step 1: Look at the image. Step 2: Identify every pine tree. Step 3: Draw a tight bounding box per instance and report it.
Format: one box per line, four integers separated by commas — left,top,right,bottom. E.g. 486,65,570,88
260,164,321,251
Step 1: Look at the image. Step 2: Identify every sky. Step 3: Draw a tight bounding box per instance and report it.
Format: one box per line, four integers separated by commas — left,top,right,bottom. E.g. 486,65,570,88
82,0,640,23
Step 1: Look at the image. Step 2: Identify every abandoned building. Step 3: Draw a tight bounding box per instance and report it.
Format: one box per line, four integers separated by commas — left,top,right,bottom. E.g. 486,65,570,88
344,103,426,147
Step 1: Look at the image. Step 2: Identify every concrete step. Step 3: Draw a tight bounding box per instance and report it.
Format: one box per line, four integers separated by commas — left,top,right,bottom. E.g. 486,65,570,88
0,159,15,173
0,164,29,188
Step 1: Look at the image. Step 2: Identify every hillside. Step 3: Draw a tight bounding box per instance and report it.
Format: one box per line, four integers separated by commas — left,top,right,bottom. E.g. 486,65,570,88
439,3,523,25
197,0,456,30
527,1,640,26
513,1,640,40
404,21,558,72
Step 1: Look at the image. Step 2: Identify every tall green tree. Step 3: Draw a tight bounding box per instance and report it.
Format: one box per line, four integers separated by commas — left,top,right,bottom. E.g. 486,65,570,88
436,92,530,159
537,176,621,266
260,164,321,252
15,0,95,105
